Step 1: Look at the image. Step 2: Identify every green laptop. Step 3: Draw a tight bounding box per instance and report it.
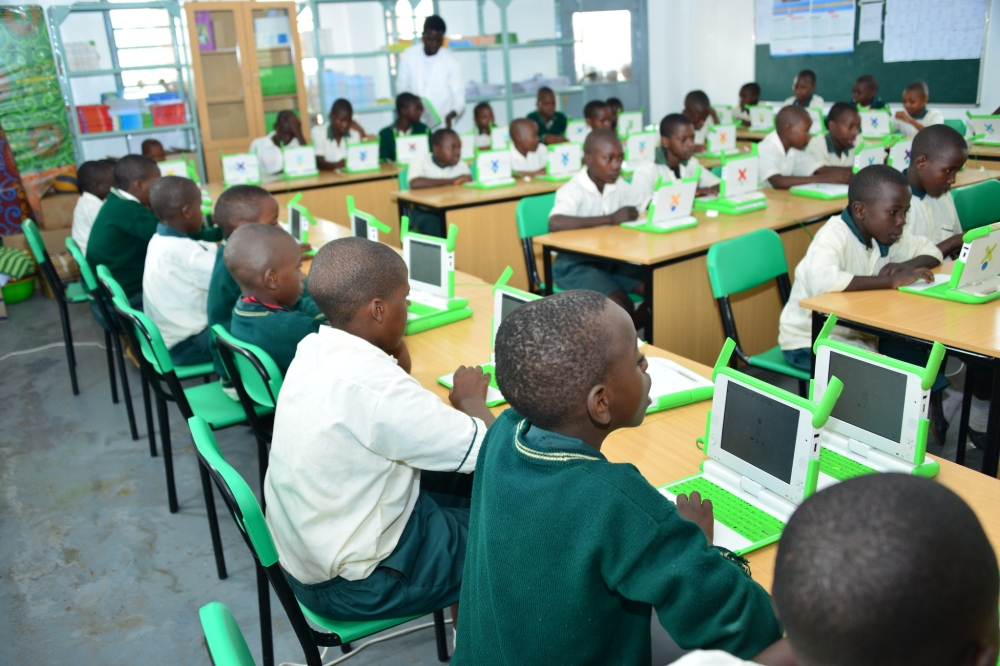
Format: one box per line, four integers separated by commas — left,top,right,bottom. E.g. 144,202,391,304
401,217,473,334
899,223,1000,304
693,146,767,215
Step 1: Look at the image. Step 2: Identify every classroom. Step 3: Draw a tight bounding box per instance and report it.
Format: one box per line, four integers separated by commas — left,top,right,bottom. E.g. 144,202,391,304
3,0,1000,663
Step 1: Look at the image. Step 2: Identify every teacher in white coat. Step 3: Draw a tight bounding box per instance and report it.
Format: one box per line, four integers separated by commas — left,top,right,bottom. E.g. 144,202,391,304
395,15,465,129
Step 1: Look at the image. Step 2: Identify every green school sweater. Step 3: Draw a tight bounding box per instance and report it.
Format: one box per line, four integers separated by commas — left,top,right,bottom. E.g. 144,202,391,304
527,110,568,140
86,189,159,297
378,121,429,162
453,410,782,665
228,297,326,374
207,246,241,376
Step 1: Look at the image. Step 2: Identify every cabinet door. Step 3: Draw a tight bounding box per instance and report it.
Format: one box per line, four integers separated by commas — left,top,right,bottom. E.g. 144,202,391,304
242,2,311,145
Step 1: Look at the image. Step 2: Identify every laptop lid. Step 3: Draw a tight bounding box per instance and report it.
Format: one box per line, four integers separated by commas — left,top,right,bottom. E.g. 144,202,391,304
649,176,697,223
721,153,760,198
490,125,510,150
955,225,1000,289
706,124,738,153
404,234,451,298
566,120,590,144
713,105,734,124
617,111,644,138
625,131,657,165
459,132,476,161
859,109,891,137
547,142,583,176
492,277,540,351
806,108,824,135
887,139,912,172
395,134,429,165
346,142,379,172
966,115,1000,142
748,105,774,131
475,149,513,185
283,145,319,177
853,144,887,172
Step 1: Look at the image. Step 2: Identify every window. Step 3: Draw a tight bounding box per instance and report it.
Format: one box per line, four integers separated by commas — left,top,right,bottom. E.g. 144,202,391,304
572,10,632,83
109,8,179,99
392,0,434,42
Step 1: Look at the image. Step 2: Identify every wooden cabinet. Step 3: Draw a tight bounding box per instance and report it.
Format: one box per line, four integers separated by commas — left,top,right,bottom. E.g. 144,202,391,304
185,1,310,182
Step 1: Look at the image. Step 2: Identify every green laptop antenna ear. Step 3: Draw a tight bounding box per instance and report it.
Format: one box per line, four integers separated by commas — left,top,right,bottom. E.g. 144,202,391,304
493,266,513,294
969,133,986,143
346,195,356,215
749,142,759,157
812,313,838,353
693,166,703,181
712,338,737,380
288,192,302,208
288,192,317,228
921,342,946,392
812,375,843,428
445,223,458,252
400,215,410,239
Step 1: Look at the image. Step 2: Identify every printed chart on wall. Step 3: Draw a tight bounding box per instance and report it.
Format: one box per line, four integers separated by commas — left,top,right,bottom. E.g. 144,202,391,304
883,0,987,63
769,0,856,56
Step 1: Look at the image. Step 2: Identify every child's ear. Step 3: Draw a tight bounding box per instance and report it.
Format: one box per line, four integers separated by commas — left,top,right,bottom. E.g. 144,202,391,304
913,154,929,171
585,383,612,427
850,200,866,221
263,267,278,291
369,297,385,324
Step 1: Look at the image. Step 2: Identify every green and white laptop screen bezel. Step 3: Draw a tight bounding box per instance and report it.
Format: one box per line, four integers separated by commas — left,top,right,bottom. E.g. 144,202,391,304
955,227,1000,290
625,131,658,165
706,124,738,153
351,211,379,242
547,142,582,176
853,144,887,172
649,177,698,223
966,115,1000,142
475,149,513,185
707,374,819,505
404,234,452,299
720,153,760,198
491,285,539,351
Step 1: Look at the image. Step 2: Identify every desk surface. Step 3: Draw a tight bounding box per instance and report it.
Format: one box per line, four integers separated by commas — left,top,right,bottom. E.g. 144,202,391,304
394,177,563,208
736,129,768,141
971,143,1000,160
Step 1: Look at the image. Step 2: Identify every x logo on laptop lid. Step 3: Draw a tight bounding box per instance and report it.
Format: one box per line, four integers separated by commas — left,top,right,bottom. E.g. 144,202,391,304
737,168,747,182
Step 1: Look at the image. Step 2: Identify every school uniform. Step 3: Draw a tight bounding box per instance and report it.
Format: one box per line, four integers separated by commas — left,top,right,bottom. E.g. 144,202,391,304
630,147,720,209
805,133,855,168
904,174,961,246
668,652,759,666
549,168,644,296
734,104,752,124
526,110,568,142
228,296,326,374
783,93,825,110
377,121,429,162
757,130,823,187
142,224,216,365
452,410,782,665
71,191,104,257
778,208,942,366
475,129,492,149
509,144,548,173
693,122,709,147
893,107,944,138
264,326,486,620
857,95,887,111
86,188,160,299
406,152,472,237
249,132,301,175
313,127,362,165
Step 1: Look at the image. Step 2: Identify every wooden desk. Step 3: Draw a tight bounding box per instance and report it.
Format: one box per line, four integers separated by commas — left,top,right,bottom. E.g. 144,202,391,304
970,143,1000,165
736,129,768,142
392,178,564,292
693,141,755,170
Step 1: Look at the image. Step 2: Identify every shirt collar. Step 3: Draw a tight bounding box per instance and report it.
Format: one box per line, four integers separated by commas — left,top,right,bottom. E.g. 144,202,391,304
318,327,396,363
520,421,605,461
240,296,290,312
841,207,890,257
156,223,188,238
111,187,139,203
795,94,813,108
654,146,687,169
910,107,928,120
825,133,847,157
902,169,927,199
580,168,616,195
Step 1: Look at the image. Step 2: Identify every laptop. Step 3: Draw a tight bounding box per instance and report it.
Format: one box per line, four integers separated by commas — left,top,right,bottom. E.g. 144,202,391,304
345,141,379,173
658,339,843,555
401,217,473,334
643,348,714,414
537,142,583,181
617,111,644,138
693,148,768,215
806,108,824,136
853,141,887,172
285,192,316,255
347,195,390,243
789,183,849,200
436,266,540,406
713,105,734,125
283,145,319,178
395,133,430,165
966,113,1000,145
622,173,700,234
222,152,262,186
459,131,476,161
748,105,774,132
566,120,590,143
490,125,510,150
698,124,741,158
624,131,658,169
899,223,1000,303
812,314,943,490
859,109,892,138
464,149,516,189
887,138,912,172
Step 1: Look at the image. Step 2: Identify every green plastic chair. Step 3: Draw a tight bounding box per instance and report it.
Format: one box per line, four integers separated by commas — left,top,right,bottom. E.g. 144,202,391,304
21,219,88,394
397,165,409,191
944,118,966,136
200,602,257,666
953,179,1000,232
710,166,723,178
706,229,810,394
188,416,452,666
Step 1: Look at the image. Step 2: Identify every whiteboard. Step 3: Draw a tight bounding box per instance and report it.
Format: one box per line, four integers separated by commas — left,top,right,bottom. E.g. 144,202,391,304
883,0,988,62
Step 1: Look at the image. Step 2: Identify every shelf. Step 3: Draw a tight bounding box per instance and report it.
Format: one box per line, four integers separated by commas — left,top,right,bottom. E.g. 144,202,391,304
68,64,184,78
76,123,196,140
201,48,238,55
206,95,245,104
316,39,575,60
467,86,582,103
262,93,299,99
352,105,396,115
317,50,395,60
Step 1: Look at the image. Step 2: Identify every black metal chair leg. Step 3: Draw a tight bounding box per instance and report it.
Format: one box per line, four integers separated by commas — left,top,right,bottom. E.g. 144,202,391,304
198,462,228,580
340,642,352,654
157,395,178,513
256,561,274,666
113,334,139,441
257,436,269,512
956,368,975,466
434,609,449,662
105,329,119,404
143,375,157,456
58,299,79,395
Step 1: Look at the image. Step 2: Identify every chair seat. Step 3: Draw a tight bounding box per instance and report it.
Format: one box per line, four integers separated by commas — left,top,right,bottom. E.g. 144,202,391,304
65,281,88,303
176,361,216,380
299,602,421,645
747,345,811,381
184,381,273,429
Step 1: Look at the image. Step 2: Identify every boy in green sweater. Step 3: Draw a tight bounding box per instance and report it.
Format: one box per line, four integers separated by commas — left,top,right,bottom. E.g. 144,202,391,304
224,223,326,374
378,92,429,162
453,291,782,665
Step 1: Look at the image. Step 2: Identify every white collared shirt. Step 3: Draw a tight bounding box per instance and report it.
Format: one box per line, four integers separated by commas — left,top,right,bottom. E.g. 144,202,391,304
893,107,944,138
510,144,548,173
629,156,721,209
250,131,301,175
112,186,139,203
142,230,216,349
905,189,961,245
312,128,361,164
406,151,471,184
395,45,466,127
783,93,825,110
779,211,942,351
805,133,855,168
549,168,641,220
693,123,709,146
71,191,104,256
758,130,823,186
264,327,486,584
668,651,759,666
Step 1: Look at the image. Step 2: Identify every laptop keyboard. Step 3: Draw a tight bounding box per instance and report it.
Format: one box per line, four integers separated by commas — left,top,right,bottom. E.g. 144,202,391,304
664,477,785,543
820,448,877,481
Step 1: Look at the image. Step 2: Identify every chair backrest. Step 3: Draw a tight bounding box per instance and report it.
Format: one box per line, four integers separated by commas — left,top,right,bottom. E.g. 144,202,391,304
20,219,47,264
953,179,1000,232
101,269,175,375
211,325,283,408
96,264,128,302
65,237,98,292
706,229,789,298
398,166,408,191
944,118,966,136
515,192,555,240
199,602,257,666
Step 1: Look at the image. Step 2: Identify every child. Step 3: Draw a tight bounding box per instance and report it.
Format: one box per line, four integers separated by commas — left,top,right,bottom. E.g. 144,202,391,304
735,82,760,125
630,114,720,208
852,74,886,111
142,176,216,365
141,138,166,163
668,474,1000,666
783,69,824,110
71,160,113,256
583,99,613,131
683,90,719,151
473,102,494,149
894,81,945,138
607,96,623,131
759,106,853,189
526,86,567,145
249,110,305,175
406,128,472,237
508,118,547,176
377,93,428,162
548,129,643,327
806,102,861,168
264,236,494,632
315,98,366,171
905,124,968,258
452,291,782,665
224,224,326,374
778,165,942,371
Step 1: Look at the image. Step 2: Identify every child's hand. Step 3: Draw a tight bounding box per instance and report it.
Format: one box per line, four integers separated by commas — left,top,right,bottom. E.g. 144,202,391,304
676,491,714,545
610,206,639,224
453,174,473,185
449,365,491,410
696,185,720,197
299,242,313,256
822,169,853,185
894,110,913,125
879,264,935,287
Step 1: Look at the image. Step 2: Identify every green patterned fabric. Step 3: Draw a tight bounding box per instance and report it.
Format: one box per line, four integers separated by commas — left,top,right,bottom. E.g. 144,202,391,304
0,246,33,279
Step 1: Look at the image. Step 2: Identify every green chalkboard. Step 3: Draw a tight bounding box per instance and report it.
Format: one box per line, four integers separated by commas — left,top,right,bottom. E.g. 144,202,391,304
755,6,982,106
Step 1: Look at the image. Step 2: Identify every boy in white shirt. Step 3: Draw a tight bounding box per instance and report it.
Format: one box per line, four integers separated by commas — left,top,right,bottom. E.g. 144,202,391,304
264,236,494,627
806,102,861,168
508,118,548,176
630,114,720,209
407,128,473,236
852,74,887,111
783,69,825,110
735,82,760,126
904,123,968,257
71,160,113,256
549,129,644,328
894,81,945,138
314,98,365,171
759,106,853,189
778,165,941,372
142,176,218,365
249,110,304,175
683,90,719,151
668,474,1000,666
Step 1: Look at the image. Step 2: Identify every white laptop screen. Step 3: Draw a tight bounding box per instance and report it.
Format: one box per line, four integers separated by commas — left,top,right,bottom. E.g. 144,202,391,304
409,239,443,288
828,351,906,443
720,382,800,483
352,213,368,239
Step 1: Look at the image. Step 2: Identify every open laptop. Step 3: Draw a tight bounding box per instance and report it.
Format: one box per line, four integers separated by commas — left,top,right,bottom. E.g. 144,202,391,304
887,138,912,172
658,339,843,555
437,266,540,406
395,133,430,165
345,141,379,173
624,131,658,171
698,124,741,159
617,111,644,138
899,223,1000,303
852,140,887,172
966,113,1000,145
566,120,590,143
748,105,774,132
859,109,892,138
812,314,943,490
401,217,473,334
694,149,767,215
538,142,582,181
464,149,515,188
643,347,714,414
285,192,317,255
490,125,510,150
713,105,734,125
622,173,699,233
347,195,390,243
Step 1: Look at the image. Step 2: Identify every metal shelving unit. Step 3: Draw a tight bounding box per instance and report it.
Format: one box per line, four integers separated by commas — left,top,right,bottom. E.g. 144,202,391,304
48,1,205,179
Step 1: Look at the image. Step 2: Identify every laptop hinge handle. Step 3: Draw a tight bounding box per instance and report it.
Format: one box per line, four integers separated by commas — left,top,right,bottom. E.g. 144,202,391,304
739,476,763,498
848,439,872,458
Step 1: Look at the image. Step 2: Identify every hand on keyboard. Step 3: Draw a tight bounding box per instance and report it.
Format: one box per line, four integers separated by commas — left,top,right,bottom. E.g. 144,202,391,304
675,491,715,546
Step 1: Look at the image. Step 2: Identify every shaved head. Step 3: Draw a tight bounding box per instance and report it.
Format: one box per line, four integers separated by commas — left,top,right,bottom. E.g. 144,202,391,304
583,128,620,156
776,105,811,129
213,185,279,237
223,223,299,292
912,123,967,161
510,118,536,142
307,237,408,326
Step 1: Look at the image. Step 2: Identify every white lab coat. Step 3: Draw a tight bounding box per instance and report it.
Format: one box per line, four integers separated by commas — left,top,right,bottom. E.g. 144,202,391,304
395,45,465,128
